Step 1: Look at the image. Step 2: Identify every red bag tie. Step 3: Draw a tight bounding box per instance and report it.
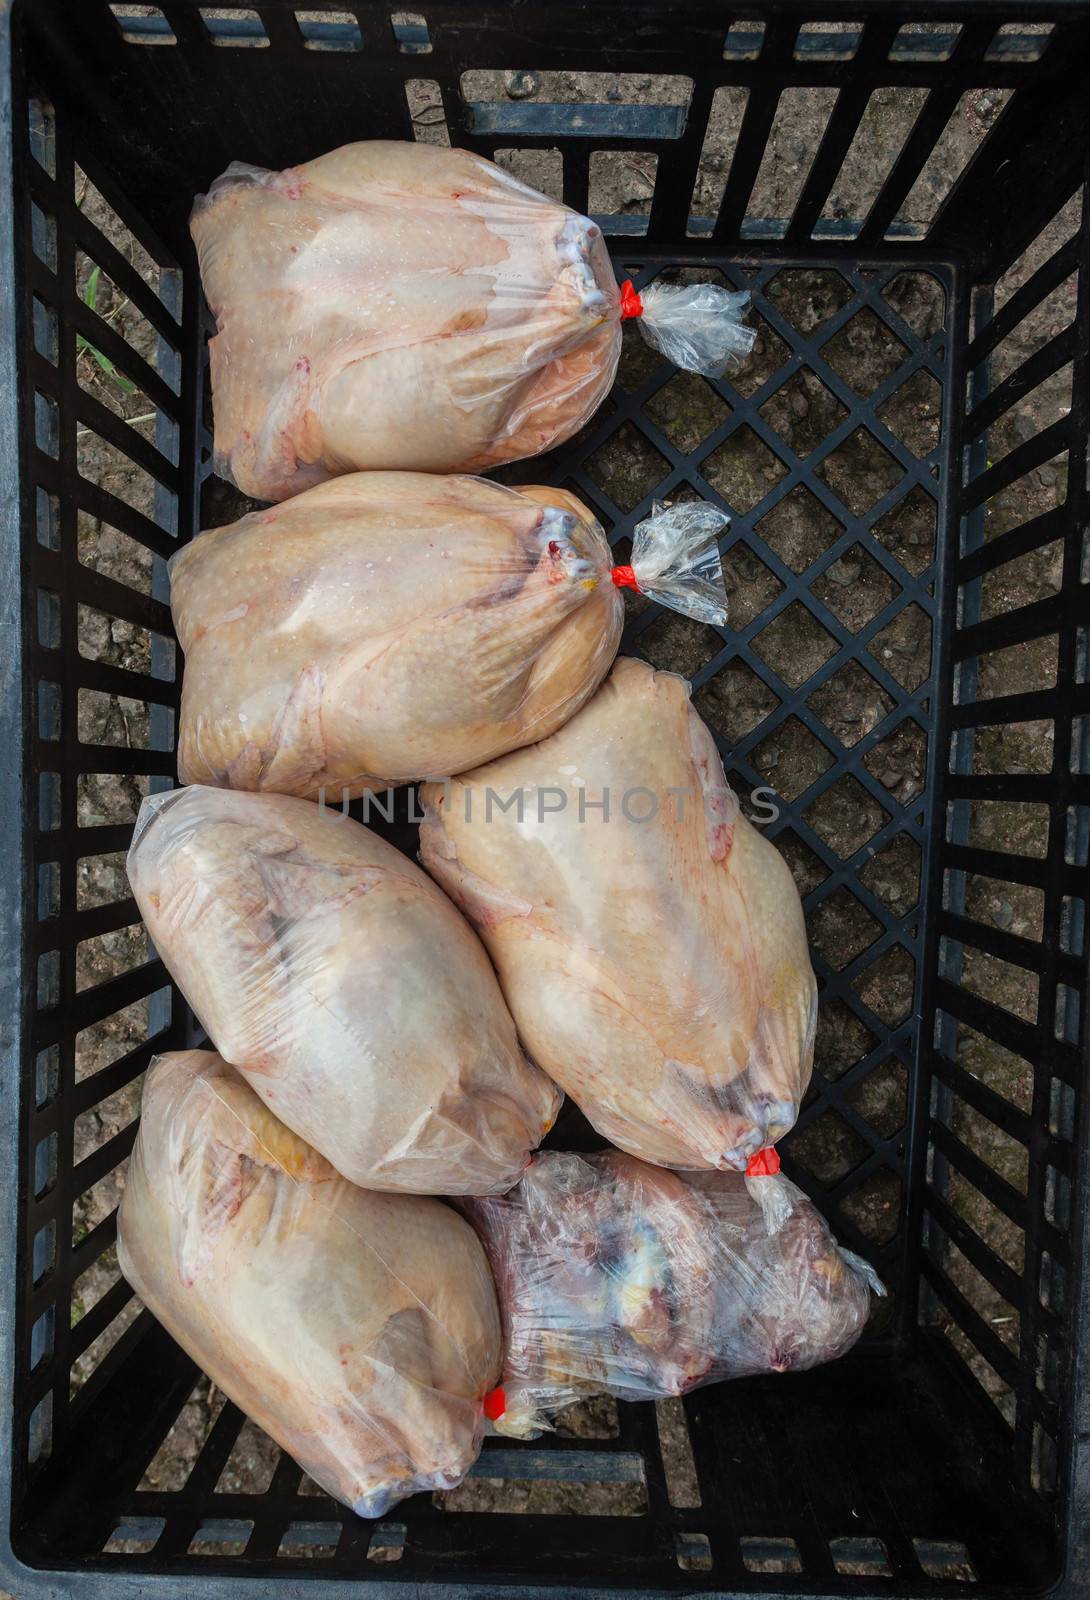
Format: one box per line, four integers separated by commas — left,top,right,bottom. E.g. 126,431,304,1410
611,564,639,591
619,279,644,320
483,1386,506,1421
746,1147,781,1178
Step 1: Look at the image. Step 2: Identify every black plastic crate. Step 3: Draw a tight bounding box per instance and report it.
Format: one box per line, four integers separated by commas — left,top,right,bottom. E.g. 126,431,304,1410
1,1,1088,1594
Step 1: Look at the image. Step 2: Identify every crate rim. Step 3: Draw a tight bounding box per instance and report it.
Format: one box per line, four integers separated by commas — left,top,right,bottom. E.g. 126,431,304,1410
0,0,32,1593
42,0,1090,14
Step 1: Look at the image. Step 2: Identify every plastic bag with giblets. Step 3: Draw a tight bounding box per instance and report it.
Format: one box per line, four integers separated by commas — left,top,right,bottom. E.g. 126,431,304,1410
465,1149,882,1439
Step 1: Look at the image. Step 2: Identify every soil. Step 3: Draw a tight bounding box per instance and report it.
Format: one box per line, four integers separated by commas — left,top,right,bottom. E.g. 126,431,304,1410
65,161,165,1405
54,49,1074,1531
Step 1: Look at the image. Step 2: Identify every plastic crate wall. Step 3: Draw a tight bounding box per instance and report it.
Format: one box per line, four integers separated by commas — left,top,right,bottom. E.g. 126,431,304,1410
2,2,1088,1594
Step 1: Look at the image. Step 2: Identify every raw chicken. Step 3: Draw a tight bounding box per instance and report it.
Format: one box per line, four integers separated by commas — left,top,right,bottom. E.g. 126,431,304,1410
420,656,817,1172
464,1151,717,1436
118,1051,502,1515
192,142,619,500
192,142,754,500
173,474,732,798
126,786,560,1193
465,1150,880,1438
173,474,621,797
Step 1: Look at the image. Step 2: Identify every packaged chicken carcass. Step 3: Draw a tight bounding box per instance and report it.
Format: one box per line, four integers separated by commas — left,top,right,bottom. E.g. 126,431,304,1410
172,472,730,797
119,1051,502,1515
421,656,818,1174
126,786,559,1193
465,1150,882,1439
192,141,754,500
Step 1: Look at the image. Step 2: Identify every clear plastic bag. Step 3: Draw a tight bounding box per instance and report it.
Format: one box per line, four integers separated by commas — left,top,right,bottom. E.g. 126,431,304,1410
464,1150,882,1438
191,142,752,500
171,473,729,797
421,656,817,1172
126,785,560,1193
191,143,622,500
118,1051,502,1515
629,499,729,624
635,281,756,378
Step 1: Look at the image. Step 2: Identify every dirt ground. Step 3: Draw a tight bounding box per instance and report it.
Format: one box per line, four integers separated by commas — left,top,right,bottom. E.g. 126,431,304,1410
55,40,1076,1532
